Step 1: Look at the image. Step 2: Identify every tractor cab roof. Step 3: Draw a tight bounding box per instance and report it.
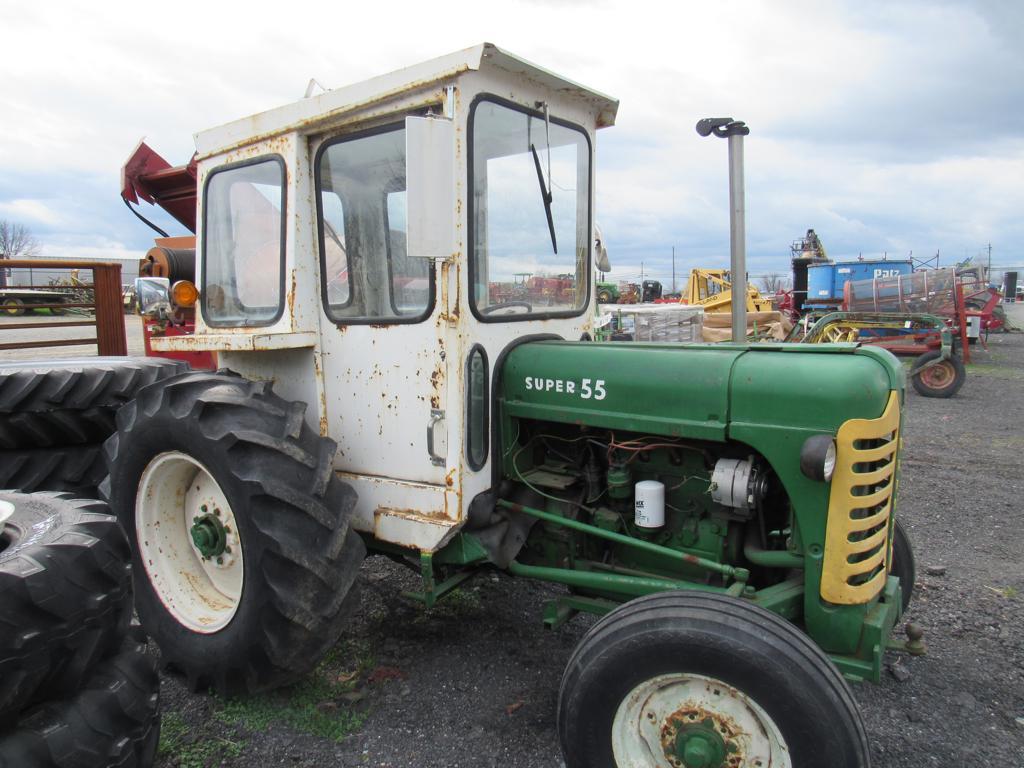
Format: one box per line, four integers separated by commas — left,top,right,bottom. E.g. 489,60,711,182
194,42,619,158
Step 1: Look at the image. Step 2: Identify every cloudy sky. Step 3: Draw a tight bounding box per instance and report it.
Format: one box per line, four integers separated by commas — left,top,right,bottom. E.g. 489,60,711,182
1,0,1020,289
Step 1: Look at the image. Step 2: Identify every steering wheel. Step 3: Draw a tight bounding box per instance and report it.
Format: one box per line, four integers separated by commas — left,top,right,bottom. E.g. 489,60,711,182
480,301,533,316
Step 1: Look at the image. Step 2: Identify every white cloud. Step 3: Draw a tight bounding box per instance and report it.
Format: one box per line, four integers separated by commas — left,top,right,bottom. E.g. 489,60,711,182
0,199,65,227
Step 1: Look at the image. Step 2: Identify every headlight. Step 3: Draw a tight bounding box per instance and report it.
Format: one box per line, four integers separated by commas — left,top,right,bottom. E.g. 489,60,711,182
800,435,837,482
134,277,171,318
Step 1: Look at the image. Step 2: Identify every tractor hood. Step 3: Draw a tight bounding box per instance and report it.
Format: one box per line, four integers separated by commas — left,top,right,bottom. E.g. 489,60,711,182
500,341,903,441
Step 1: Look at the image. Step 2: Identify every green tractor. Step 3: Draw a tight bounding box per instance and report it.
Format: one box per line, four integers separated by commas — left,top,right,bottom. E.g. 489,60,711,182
112,43,913,767
597,280,621,304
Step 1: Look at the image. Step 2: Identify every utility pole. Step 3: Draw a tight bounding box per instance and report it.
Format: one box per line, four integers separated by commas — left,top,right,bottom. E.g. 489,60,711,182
672,246,676,293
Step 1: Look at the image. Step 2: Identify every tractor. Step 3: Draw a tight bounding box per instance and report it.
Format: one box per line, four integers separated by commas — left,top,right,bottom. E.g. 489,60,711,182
110,43,913,767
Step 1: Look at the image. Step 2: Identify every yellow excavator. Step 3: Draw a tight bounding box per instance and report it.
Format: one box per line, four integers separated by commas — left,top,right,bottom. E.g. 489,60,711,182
681,269,773,313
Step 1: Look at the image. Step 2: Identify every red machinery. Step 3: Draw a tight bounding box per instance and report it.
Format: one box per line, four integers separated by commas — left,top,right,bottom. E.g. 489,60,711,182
121,142,215,370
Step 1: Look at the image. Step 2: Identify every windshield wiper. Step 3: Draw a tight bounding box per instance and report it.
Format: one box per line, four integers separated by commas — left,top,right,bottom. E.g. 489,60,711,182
530,143,557,255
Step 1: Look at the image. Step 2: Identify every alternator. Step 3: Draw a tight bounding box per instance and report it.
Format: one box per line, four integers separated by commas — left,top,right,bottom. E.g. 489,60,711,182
711,457,768,511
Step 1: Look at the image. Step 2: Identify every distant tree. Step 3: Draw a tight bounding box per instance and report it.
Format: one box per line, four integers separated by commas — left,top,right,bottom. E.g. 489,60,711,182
759,272,787,294
0,221,40,288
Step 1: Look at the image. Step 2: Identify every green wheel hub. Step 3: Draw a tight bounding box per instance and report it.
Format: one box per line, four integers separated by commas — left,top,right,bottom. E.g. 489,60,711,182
190,512,227,559
673,720,728,767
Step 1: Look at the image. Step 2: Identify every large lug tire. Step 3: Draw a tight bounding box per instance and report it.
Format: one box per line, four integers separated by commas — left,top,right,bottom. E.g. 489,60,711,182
558,592,870,768
0,492,133,723
0,358,189,450
0,444,108,496
890,518,916,614
101,371,366,695
910,350,965,398
0,638,160,768
0,408,116,451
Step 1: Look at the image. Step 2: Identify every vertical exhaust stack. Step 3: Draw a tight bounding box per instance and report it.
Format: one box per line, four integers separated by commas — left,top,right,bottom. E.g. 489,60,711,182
696,118,750,343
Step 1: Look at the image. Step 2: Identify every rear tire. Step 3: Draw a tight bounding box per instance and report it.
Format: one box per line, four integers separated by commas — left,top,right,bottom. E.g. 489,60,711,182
910,350,965,398
102,371,366,694
0,492,132,722
0,358,188,449
0,638,160,768
558,592,870,768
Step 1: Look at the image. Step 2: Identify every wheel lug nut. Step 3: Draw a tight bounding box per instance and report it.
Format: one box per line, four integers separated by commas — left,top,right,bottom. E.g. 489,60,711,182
217,556,224,565
214,508,221,517
201,504,208,513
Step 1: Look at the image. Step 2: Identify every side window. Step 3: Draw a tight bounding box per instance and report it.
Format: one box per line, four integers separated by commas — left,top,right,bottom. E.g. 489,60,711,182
316,126,433,323
466,346,488,470
202,157,285,327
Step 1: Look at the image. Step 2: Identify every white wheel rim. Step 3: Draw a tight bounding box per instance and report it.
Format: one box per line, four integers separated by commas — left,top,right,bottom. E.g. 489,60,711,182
136,451,244,633
0,500,14,526
612,673,791,768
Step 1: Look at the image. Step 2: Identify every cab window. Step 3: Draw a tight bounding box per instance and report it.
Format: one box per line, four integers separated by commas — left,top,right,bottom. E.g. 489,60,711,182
316,125,433,323
202,157,285,327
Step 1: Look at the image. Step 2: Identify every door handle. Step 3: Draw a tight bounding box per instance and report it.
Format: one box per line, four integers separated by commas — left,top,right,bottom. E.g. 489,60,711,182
426,409,446,466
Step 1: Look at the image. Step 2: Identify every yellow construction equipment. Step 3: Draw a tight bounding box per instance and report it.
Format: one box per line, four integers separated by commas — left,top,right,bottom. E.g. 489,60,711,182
681,269,773,313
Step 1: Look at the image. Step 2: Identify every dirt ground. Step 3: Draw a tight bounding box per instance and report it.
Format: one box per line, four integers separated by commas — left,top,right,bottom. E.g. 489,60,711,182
2,312,1022,766
148,320,1024,768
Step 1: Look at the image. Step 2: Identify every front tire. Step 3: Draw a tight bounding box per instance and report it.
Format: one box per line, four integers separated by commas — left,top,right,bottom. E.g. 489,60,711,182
890,518,916,614
102,371,366,694
558,592,870,768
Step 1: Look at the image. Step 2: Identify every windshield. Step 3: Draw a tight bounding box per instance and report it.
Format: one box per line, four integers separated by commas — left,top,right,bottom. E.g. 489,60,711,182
202,157,285,327
470,98,590,320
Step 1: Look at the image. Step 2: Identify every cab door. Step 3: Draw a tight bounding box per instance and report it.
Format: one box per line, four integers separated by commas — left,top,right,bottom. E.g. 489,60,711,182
313,122,450,488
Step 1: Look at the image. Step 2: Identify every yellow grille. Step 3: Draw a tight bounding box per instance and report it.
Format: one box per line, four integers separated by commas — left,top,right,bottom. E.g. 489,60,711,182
821,392,900,605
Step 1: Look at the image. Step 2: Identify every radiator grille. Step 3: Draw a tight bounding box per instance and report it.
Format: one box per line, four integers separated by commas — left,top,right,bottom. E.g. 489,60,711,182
820,392,901,605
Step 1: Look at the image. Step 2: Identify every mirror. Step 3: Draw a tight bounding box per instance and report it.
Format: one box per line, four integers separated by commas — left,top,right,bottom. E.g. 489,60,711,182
595,223,611,272
406,115,454,259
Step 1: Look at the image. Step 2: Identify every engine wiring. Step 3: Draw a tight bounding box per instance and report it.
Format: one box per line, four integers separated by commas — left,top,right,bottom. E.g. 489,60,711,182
507,428,713,516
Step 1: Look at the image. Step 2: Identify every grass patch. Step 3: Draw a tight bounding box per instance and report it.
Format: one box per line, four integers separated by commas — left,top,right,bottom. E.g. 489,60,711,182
985,585,1019,599
966,363,1024,380
159,710,245,767
214,638,375,742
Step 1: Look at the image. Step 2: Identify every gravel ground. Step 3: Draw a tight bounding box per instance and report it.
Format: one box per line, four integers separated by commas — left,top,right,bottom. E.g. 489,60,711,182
5,313,1022,766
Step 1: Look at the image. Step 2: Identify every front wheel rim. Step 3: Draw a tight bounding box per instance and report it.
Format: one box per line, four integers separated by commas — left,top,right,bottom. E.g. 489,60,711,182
136,451,244,633
919,361,954,389
611,673,791,768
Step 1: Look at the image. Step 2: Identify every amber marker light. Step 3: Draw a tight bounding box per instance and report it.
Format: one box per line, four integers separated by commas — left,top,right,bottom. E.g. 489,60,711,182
171,280,199,308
